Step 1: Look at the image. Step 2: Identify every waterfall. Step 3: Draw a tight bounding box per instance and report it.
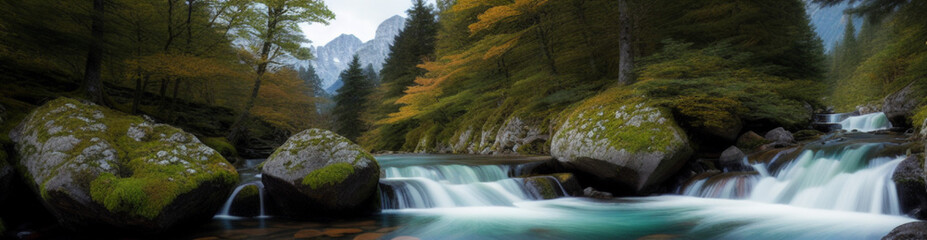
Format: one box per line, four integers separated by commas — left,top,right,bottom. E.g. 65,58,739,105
681,143,905,215
840,112,892,132
215,181,267,219
380,164,565,209
816,113,856,124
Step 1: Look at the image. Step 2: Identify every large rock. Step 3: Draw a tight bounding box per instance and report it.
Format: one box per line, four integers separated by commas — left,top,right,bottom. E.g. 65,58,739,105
261,129,380,218
883,82,919,127
8,98,238,233
894,155,927,220
764,127,794,147
551,89,693,195
883,221,927,240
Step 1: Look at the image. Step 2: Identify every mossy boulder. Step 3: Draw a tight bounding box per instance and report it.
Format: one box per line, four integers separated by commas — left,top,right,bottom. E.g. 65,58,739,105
551,88,693,195
8,98,238,233
261,129,380,218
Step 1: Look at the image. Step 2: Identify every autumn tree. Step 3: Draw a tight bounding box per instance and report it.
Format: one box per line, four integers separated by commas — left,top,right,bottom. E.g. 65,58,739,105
227,0,334,145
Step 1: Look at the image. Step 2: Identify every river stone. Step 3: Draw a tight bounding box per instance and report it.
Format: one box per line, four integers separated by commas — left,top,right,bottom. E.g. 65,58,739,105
583,187,613,199
719,146,748,171
228,184,262,217
7,98,238,233
261,129,380,217
492,117,549,155
764,127,794,148
522,173,582,199
736,131,767,151
551,89,692,195
883,221,927,240
894,155,927,220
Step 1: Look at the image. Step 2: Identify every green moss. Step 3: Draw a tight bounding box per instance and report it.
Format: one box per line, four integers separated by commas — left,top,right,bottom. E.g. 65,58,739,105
793,130,823,142
235,185,260,201
525,177,557,199
0,217,5,235
559,87,681,153
202,137,237,158
301,162,355,190
22,98,239,219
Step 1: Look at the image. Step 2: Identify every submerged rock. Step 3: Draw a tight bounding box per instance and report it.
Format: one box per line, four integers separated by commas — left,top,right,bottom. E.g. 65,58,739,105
522,173,582,199
8,98,238,233
764,127,794,147
583,187,613,199
883,221,927,240
893,155,927,220
261,129,380,218
551,88,692,195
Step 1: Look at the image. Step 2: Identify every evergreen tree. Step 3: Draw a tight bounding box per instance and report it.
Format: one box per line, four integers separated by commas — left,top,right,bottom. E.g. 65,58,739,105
363,0,438,150
377,0,438,105
363,64,379,85
299,65,325,97
334,55,373,141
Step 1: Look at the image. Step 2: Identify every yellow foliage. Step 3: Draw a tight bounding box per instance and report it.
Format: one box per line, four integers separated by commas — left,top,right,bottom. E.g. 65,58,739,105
252,68,318,133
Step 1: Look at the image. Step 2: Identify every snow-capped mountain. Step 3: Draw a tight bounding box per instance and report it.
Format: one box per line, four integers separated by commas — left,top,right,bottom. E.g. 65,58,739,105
310,15,406,93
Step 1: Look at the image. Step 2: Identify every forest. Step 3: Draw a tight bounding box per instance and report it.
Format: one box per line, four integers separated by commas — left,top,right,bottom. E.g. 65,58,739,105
1,0,927,239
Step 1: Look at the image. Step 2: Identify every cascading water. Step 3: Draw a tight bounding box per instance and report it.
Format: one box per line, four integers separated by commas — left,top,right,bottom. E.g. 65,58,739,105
840,112,893,132
379,164,568,209
215,181,268,219
681,141,905,215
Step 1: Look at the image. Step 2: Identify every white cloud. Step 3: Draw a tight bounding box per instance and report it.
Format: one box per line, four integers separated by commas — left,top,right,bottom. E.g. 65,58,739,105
299,0,437,46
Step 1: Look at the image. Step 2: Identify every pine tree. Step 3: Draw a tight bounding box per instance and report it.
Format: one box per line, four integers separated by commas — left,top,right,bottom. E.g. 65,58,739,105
299,65,324,98
363,0,438,150
334,55,373,141
363,64,379,85
377,0,438,106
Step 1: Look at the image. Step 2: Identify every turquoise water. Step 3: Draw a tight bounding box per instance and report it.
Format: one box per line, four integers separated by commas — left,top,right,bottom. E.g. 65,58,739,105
372,154,912,240
203,151,913,239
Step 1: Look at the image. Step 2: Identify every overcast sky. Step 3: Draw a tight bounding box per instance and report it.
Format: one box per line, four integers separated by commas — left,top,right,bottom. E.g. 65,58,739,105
299,0,437,47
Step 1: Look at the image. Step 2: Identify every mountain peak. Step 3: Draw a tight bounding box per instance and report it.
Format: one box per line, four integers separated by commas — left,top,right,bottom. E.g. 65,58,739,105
375,15,406,40
328,34,363,46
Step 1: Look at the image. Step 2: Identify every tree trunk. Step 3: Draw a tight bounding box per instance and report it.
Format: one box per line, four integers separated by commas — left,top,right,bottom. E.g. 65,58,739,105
164,0,176,51
132,73,143,114
186,0,194,53
158,78,169,112
618,0,634,85
169,78,181,122
83,0,106,105
227,8,279,145
132,21,144,115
